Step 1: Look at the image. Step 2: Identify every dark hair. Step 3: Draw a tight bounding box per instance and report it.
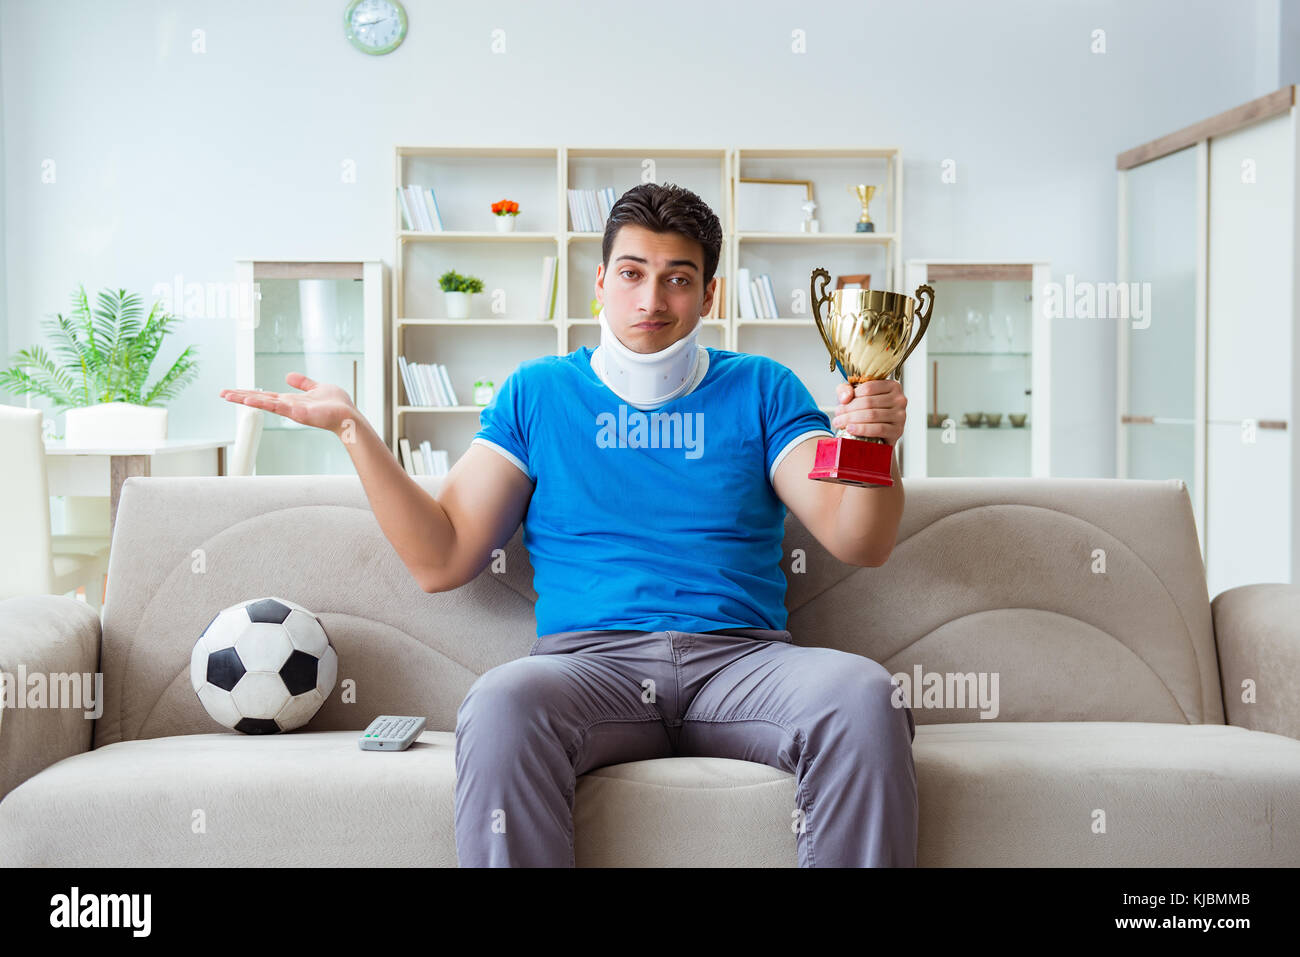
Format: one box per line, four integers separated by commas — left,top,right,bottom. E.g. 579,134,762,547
602,182,723,289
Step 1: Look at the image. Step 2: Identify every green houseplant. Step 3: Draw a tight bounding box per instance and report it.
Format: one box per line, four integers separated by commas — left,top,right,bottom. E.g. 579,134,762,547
438,269,484,319
0,283,199,443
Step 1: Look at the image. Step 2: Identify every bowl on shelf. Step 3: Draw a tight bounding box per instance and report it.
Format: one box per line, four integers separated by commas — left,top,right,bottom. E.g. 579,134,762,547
927,412,949,428
962,412,985,428
1009,413,1028,427
985,413,1003,427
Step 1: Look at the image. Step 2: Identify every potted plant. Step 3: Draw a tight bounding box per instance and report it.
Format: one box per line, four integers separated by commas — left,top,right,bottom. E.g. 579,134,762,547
0,284,199,445
491,199,520,232
438,270,484,319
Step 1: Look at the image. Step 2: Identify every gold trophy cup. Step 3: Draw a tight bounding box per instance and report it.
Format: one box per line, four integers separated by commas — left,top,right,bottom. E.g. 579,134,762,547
848,184,877,233
808,266,934,487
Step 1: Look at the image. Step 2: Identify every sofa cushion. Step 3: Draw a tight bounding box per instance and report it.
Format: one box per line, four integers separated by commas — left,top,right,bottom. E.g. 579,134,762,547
3,722,1296,867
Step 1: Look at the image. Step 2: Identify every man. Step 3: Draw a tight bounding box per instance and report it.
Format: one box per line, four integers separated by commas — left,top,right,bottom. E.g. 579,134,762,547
219,182,917,868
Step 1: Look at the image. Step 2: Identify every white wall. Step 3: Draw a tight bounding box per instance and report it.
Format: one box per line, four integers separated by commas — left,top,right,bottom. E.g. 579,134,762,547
0,0,1284,476
1280,0,1300,88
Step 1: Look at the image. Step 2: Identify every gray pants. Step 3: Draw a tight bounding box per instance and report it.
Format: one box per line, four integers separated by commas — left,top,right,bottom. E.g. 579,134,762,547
453,627,917,867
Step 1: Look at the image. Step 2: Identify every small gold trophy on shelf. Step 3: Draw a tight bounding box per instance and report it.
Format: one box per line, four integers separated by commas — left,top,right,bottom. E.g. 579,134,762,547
848,184,878,233
808,266,934,487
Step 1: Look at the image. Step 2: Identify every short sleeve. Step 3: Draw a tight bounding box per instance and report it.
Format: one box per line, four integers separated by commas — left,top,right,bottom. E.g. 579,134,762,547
763,361,835,486
470,368,533,482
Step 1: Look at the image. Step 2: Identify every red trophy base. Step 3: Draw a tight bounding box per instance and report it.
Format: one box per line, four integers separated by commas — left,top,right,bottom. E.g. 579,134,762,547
808,435,894,487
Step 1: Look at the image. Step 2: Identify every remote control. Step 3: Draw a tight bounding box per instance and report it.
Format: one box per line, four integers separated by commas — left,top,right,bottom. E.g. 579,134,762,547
359,715,428,751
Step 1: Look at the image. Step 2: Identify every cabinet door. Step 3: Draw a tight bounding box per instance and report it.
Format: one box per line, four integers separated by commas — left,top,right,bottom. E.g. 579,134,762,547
253,275,368,476
1120,145,1198,495
1205,110,1295,596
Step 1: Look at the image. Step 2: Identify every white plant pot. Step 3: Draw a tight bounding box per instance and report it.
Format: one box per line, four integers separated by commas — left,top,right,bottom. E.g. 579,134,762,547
495,216,516,233
64,401,168,448
444,291,471,319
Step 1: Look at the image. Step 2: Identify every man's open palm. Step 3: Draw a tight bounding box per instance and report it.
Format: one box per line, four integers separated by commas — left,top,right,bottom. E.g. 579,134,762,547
219,373,356,435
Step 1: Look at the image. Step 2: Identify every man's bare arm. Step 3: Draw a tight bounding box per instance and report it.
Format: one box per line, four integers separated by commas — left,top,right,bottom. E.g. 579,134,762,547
771,437,902,566
338,418,533,592
417,443,534,591
221,374,532,592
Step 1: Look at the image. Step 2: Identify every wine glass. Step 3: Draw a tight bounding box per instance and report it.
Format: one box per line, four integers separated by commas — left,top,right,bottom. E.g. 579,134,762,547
270,314,285,352
964,309,984,350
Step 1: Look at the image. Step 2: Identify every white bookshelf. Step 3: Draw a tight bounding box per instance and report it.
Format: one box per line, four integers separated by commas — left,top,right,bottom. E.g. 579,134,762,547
392,145,904,467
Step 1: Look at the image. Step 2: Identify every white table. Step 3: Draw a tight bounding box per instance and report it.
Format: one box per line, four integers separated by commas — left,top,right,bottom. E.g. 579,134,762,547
44,438,234,537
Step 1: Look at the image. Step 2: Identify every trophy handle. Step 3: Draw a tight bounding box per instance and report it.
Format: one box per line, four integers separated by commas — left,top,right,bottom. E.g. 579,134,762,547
810,266,838,372
895,283,935,376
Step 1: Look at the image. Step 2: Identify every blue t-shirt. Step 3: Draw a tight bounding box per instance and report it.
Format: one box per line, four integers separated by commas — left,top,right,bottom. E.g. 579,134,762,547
471,345,834,638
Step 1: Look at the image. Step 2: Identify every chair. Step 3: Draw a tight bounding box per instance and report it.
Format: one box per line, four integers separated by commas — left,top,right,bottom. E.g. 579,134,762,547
227,404,265,477
0,406,110,611
48,404,265,605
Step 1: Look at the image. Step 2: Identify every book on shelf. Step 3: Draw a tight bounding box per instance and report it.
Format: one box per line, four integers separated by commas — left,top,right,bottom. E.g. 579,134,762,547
736,269,781,319
397,188,414,231
399,355,460,406
398,437,450,477
402,186,429,230
436,364,459,405
737,268,756,318
567,186,618,232
759,274,778,318
400,183,444,232
704,275,725,320
538,255,558,320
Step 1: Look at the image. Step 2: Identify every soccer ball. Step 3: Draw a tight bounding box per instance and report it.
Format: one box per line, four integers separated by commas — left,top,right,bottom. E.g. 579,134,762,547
190,596,338,734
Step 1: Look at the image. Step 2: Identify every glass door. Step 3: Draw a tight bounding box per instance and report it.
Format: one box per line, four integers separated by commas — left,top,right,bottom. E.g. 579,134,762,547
923,274,1035,477
252,273,367,475
1118,144,1200,517
1204,112,1294,595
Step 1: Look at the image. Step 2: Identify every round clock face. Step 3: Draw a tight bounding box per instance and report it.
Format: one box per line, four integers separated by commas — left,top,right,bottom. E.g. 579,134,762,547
344,0,407,55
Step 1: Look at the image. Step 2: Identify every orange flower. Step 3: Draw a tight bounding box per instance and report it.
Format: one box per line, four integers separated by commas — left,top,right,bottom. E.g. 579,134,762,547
492,199,519,215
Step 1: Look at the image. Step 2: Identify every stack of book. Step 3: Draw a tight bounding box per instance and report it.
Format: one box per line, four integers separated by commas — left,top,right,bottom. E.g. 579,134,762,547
399,356,461,406
398,438,450,477
736,268,780,318
567,187,617,231
398,184,444,232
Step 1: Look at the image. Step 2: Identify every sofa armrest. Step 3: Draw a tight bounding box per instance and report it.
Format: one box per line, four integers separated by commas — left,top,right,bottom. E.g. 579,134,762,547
1212,583,1300,741
0,595,102,804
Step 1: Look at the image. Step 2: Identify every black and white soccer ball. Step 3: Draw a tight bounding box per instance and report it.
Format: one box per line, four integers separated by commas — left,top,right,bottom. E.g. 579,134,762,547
190,596,338,734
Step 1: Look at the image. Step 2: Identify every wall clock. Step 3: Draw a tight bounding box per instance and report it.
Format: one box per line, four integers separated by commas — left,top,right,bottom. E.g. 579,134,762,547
344,0,408,55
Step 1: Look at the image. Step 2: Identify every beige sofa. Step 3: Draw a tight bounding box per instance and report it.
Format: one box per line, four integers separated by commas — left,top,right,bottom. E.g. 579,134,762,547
1,474,1297,866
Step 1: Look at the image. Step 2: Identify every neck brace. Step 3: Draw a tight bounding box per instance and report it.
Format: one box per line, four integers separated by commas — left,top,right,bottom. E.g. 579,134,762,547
591,307,707,409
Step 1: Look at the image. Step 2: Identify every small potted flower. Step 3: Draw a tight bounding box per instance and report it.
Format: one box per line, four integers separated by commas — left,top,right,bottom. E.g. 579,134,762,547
439,269,485,319
491,199,520,232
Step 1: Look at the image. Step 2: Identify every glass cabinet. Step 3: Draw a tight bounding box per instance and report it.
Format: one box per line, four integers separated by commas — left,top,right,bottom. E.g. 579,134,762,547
233,260,388,475
900,261,1052,478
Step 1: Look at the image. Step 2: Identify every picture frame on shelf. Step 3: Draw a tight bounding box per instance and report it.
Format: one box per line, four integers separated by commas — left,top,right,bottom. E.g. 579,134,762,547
835,273,871,291
736,178,814,232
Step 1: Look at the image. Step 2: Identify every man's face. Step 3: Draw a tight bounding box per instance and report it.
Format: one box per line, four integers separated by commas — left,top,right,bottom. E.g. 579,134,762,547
595,224,716,355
